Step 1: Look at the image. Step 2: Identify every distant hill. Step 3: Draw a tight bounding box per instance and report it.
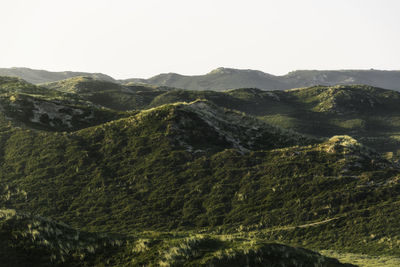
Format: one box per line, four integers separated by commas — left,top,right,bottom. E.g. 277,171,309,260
0,67,115,84
122,67,400,92
123,68,286,91
284,69,400,91
2,67,400,92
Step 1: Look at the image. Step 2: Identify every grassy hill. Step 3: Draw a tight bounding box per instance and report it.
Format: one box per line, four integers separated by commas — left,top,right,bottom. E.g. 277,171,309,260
0,77,128,131
1,76,400,265
41,76,169,111
145,85,400,154
1,209,355,267
1,99,400,256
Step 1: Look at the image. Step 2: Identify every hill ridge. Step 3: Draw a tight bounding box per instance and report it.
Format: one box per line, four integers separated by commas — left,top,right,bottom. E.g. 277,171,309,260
2,67,400,92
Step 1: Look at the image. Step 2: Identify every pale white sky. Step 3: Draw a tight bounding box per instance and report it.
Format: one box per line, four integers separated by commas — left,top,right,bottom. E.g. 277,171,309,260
1,0,399,79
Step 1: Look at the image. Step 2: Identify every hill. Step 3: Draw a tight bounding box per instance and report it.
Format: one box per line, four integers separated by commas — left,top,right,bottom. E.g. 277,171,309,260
2,67,400,92
121,67,400,92
285,69,400,91
1,99,400,258
124,68,286,92
0,67,115,84
146,85,400,154
0,77,127,131
2,77,400,265
4,77,399,153
1,209,354,267
41,76,169,111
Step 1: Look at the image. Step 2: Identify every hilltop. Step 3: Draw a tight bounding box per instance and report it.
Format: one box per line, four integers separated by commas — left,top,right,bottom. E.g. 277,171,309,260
2,67,400,92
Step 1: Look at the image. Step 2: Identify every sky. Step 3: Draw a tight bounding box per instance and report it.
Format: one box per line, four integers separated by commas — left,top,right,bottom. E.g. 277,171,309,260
0,0,399,79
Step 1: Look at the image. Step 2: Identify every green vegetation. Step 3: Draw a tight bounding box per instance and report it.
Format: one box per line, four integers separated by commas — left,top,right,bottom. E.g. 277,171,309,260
0,209,126,266
148,85,400,153
1,76,400,265
0,209,354,266
320,251,400,267
42,76,169,111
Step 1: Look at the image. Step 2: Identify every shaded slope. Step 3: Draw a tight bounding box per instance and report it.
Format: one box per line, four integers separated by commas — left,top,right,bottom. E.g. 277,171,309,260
0,209,353,267
0,209,125,266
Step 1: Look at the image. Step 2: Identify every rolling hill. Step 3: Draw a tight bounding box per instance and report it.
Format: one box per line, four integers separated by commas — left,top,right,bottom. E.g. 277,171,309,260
41,76,170,111
1,209,354,267
122,67,400,92
1,76,400,265
0,77,128,131
2,67,400,92
146,85,400,154
0,67,115,84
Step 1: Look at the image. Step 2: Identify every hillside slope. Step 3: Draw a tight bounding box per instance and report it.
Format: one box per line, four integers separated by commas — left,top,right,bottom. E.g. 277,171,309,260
2,77,400,265
0,77,127,131
5,77,399,154
1,101,399,257
146,85,400,154
1,209,354,267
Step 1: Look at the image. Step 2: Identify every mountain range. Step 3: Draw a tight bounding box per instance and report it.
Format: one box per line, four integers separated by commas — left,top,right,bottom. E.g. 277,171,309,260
1,67,400,92
1,73,400,266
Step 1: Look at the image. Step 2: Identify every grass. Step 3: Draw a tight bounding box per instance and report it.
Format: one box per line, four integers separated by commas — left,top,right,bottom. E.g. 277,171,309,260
321,250,400,267
0,209,355,267
2,77,400,265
